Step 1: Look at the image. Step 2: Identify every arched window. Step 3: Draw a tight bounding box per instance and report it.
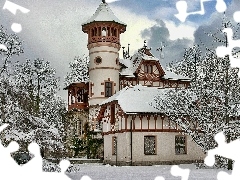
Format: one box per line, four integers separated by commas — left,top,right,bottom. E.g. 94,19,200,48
148,65,153,73
68,92,72,105
144,65,148,73
94,27,97,36
111,27,114,36
144,65,153,73
102,27,107,36
71,95,75,104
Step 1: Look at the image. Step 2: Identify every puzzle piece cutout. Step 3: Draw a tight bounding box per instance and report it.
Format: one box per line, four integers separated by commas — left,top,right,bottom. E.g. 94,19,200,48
175,0,226,22
0,124,94,180
154,165,190,180
3,0,30,33
204,132,240,180
233,11,240,23
215,28,240,75
0,1,30,51
2,0,29,33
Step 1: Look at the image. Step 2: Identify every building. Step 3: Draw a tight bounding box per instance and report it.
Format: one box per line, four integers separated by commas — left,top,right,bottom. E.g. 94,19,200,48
64,0,205,164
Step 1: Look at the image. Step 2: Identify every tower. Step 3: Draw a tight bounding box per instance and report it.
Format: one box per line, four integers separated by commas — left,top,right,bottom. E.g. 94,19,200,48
82,0,126,106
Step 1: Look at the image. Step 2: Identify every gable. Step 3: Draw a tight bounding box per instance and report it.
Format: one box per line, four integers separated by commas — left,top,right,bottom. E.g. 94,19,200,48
135,60,165,80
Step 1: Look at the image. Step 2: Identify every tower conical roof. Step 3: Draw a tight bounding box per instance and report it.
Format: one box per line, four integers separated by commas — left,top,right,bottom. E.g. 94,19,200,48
82,2,126,26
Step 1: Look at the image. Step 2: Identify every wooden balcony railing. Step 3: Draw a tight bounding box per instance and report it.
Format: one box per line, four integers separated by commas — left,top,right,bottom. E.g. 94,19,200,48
89,36,119,44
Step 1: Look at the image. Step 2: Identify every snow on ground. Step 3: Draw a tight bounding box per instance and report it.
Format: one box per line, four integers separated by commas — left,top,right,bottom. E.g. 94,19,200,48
66,163,228,180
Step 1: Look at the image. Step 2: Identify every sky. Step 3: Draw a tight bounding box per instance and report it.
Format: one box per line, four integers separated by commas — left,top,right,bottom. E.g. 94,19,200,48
0,0,239,100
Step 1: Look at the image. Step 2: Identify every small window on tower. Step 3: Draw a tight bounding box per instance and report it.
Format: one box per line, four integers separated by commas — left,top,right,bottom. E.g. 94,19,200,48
94,56,102,65
105,82,113,97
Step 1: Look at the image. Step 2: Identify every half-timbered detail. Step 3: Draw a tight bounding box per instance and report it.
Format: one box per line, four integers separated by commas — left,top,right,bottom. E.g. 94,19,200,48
119,47,191,90
98,85,205,165
64,1,205,164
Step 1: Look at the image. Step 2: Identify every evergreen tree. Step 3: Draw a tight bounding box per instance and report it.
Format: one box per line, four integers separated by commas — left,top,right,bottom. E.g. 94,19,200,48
152,50,240,168
64,55,89,87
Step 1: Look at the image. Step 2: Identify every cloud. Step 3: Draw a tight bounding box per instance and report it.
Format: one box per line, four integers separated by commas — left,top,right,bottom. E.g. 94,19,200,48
111,6,156,56
141,20,193,66
194,0,240,54
0,0,175,99
165,21,196,40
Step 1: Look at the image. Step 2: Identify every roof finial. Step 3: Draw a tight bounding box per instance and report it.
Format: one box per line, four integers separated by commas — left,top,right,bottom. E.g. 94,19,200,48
157,42,166,59
102,0,106,3
143,40,147,48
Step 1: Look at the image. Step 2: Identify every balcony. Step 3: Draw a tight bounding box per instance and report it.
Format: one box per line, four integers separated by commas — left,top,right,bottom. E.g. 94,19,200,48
89,36,119,44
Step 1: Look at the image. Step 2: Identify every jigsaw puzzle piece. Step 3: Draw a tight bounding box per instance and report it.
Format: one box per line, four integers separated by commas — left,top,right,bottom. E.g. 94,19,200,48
215,0,227,13
175,0,227,22
205,132,240,180
38,159,71,180
80,175,92,180
154,176,165,180
0,140,21,179
216,28,240,74
175,1,188,22
21,142,42,174
233,11,240,22
171,165,190,180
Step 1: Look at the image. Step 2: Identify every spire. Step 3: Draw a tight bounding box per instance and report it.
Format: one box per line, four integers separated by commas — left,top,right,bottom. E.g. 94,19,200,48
82,0,126,27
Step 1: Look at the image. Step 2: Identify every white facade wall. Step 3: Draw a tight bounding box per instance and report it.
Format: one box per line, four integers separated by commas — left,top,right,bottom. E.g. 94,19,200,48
102,105,205,165
89,46,120,106
104,132,205,165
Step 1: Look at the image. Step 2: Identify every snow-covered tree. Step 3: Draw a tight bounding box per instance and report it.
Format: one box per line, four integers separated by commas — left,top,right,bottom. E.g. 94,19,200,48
167,45,202,82
0,43,66,156
0,26,24,75
64,55,89,87
152,50,240,168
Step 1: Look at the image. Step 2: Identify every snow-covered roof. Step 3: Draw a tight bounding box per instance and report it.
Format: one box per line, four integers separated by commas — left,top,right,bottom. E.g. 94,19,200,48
82,2,126,26
120,48,191,81
162,67,191,81
101,85,172,114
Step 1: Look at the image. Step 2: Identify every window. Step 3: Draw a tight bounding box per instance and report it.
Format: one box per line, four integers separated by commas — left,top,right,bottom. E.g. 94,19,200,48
144,136,156,155
148,65,153,73
110,104,115,124
77,89,84,103
71,95,75,104
105,82,113,97
175,136,187,155
144,65,148,73
102,27,107,36
95,56,102,64
144,65,153,73
112,136,117,155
